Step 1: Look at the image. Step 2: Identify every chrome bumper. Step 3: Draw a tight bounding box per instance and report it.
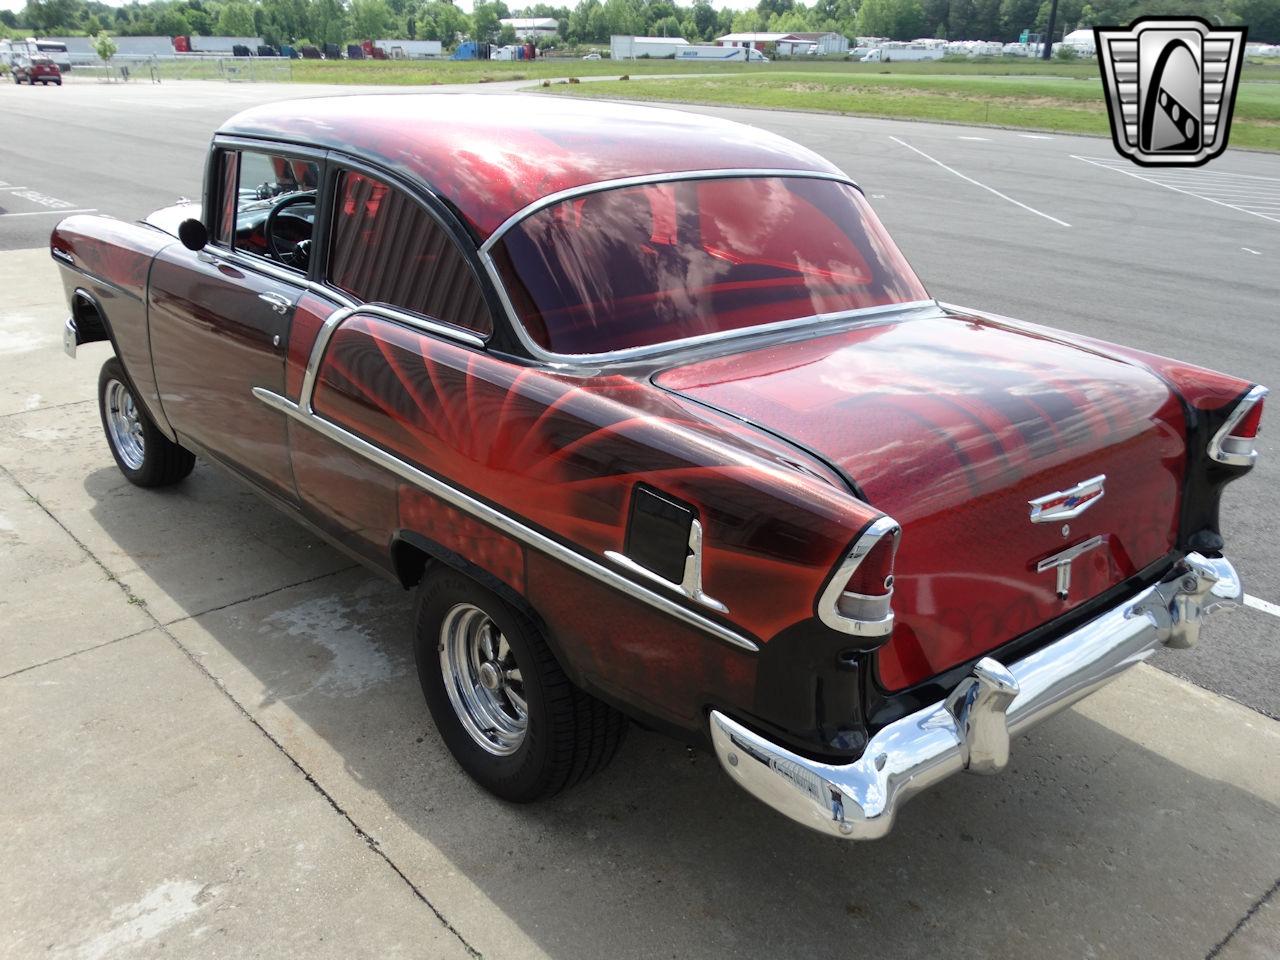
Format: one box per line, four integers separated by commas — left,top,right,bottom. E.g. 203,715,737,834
710,552,1242,839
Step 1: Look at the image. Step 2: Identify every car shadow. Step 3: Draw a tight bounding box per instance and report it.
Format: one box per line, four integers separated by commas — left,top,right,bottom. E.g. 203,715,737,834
83,460,1280,960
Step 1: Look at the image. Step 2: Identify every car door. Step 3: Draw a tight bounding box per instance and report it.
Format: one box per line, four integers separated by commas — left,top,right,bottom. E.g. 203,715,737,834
287,161,496,562
149,144,325,506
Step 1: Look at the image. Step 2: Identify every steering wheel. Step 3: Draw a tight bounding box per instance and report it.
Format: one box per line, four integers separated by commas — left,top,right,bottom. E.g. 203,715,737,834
265,193,316,269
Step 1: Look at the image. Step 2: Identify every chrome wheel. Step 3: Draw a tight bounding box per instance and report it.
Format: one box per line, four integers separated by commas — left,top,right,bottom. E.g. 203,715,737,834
103,378,145,470
439,603,528,756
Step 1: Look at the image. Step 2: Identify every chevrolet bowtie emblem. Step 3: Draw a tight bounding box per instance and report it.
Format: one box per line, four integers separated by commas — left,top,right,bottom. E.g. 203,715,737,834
1028,475,1106,524
1095,16,1247,168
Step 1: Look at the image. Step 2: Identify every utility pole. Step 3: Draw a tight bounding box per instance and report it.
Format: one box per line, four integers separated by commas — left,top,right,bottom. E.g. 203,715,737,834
1040,0,1059,59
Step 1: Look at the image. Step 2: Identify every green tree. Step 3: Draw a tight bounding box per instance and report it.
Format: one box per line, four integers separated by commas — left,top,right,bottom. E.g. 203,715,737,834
350,0,392,37
856,0,926,38
496,21,517,42
691,0,716,38
471,0,500,39
93,29,117,60
216,0,256,34
154,5,191,34
1229,0,1280,42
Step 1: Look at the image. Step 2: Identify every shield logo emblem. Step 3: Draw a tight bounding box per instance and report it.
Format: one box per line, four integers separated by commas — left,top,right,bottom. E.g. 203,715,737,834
1095,17,1247,167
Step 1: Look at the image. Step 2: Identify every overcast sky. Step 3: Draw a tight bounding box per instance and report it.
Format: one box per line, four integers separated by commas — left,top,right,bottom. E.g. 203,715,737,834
0,0,763,19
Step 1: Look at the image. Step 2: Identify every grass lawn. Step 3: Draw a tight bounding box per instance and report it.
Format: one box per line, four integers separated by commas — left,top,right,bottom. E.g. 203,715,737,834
540,64,1280,152
281,55,1129,87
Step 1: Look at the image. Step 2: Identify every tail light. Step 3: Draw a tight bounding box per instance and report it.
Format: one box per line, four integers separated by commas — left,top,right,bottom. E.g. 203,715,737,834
818,516,901,638
1209,385,1267,467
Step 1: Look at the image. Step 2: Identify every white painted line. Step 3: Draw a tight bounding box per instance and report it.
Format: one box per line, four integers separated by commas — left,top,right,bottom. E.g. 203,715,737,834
959,136,991,141
0,185,31,192
1242,247,1262,255
1074,158,1280,183
1244,594,1280,618
890,136,1071,228
0,208,96,218
1073,155,1280,225
1020,134,1054,140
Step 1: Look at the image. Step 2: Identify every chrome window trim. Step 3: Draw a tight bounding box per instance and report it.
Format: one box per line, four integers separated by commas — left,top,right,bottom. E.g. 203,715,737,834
605,517,728,614
1208,384,1268,467
253,385,759,653
479,168,860,253
817,515,901,637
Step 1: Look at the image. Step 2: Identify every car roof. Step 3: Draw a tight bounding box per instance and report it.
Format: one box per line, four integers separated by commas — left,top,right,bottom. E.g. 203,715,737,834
218,93,844,239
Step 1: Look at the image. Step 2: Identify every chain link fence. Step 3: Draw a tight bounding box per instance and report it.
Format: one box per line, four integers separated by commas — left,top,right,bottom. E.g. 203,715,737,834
70,55,294,84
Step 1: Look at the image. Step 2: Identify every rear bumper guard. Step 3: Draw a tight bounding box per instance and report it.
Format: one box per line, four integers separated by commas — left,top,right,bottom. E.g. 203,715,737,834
709,552,1242,839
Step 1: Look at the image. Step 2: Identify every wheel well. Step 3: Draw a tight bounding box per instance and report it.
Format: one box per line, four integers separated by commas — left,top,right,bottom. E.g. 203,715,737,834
391,536,434,590
72,290,110,344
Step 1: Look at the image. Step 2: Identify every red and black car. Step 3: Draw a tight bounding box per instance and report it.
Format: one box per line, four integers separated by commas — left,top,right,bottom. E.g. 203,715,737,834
12,55,62,85
51,94,1265,838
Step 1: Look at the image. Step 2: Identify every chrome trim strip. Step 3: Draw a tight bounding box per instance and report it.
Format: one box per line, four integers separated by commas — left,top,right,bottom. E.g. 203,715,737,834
51,248,75,266
605,517,728,614
253,386,759,653
711,552,1242,839
480,168,859,253
816,516,900,637
297,304,485,412
1208,384,1268,467
1028,474,1106,523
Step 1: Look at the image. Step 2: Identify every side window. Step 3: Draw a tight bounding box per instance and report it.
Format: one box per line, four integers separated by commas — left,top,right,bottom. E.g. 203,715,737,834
328,170,492,336
228,150,320,272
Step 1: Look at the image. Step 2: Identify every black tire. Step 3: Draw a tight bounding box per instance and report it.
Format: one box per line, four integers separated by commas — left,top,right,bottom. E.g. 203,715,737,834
98,356,195,487
414,567,627,802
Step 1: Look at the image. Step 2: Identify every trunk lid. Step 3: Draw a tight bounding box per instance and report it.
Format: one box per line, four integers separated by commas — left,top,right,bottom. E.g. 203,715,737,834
655,309,1187,691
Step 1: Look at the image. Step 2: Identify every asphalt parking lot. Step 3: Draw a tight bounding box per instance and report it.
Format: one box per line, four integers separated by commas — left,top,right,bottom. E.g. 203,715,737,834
1,78,1278,958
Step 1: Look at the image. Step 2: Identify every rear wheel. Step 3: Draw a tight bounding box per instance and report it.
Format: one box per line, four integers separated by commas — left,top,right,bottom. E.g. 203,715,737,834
98,356,195,487
414,567,627,802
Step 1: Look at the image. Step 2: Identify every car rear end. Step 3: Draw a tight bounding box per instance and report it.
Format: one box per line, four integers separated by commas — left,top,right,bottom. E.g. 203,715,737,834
27,56,61,84
485,167,1265,838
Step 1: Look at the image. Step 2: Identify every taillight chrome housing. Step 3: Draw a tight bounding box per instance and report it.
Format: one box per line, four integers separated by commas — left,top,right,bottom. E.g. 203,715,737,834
1208,385,1267,467
818,515,901,638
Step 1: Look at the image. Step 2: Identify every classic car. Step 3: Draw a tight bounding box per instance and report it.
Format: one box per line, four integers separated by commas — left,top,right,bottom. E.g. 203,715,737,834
52,94,1266,838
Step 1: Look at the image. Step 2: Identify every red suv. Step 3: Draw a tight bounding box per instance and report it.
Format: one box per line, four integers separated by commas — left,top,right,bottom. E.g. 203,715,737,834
12,56,62,86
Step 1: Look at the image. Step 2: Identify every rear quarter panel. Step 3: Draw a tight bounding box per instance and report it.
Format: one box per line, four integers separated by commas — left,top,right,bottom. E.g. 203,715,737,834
303,314,881,729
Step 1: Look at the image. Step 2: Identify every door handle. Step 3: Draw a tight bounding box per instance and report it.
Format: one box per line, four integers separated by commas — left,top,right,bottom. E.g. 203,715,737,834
258,292,293,315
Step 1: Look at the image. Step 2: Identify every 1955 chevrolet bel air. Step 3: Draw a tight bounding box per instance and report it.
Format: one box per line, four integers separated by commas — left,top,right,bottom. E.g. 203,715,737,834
52,94,1266,838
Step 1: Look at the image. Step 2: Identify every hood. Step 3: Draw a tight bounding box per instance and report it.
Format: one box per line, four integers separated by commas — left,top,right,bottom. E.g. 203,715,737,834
143,202,202,239
656,308,1188,690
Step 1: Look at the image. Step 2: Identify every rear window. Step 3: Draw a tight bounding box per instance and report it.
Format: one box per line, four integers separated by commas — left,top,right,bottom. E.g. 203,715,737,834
492,177,928,356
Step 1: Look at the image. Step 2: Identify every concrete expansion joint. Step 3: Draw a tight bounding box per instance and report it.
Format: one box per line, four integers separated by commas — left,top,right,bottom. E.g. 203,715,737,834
0,397,94,421
0,627,153,681
163,564,362,626
1205,874,1280,959
0,462,483,959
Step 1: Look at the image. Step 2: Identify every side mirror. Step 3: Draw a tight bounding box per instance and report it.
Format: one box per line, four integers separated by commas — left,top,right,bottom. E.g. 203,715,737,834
178,218,208,252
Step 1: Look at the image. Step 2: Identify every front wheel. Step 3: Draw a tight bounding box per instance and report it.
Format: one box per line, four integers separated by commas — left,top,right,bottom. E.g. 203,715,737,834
414,568,627,802
98,356,195,487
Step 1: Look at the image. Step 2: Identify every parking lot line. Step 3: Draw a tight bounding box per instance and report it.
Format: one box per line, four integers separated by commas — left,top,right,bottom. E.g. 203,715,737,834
0,208,96,218
1073,155,1280,225
889,136,1071,228
1244,594,1280,619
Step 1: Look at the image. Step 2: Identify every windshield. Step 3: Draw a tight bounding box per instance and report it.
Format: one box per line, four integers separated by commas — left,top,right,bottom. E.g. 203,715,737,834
492,176,928,356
